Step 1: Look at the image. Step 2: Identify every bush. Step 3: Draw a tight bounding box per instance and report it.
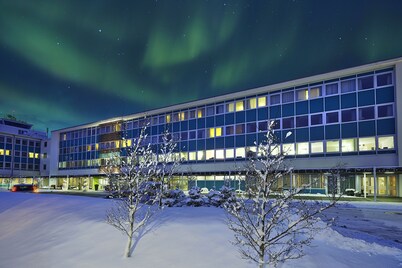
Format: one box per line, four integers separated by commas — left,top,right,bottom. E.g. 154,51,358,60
185,186,205,207
162,188,186,207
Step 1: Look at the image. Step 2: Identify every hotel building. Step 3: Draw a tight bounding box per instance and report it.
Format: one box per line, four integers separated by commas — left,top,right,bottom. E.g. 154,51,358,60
5,57,402,198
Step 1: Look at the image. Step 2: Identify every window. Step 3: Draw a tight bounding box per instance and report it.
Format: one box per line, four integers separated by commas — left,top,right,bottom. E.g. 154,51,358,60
226,126,234,135
189,152,196,161
325,83,338,95
197,129,205,139
342,138,357,152
282,91,294,103
283,143,295,155
296,89,308,101
197,108,205,118
206,150,214,160
326,112,338,124
378,136,394,150
309,86,322,99
226,102,235,112
296,142,309,155
206,106,214,116
166,114,171,123
179,111,187,121
341,109,356,122
271,94,280,105
296,115,308,127
197,150,205,161
236,100,244,111
258,122,268,132
311,141,323,153
282,117,294,129
326,140,339,153
378,104,393,118
246,123,257,133
359,137,375,151
247,98,257,109
208,128,215,138
216,149,224,159
258,96,267,107
377,73,392,87
311,114,322,125
235,124,245,134
189,110,196,119
235,148,245,158
189,131,196,139
226,148,234,158
341,79,356,93
358,107,374,120
358,76,374,90
208,127,222,138
216,104,225,114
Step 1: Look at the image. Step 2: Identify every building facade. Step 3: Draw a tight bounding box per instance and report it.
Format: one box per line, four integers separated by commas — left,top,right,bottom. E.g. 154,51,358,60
0,118,48,189
40,57,402,197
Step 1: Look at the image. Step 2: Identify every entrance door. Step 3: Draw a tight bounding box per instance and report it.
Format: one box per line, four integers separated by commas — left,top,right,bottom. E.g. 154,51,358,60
389,176,397,196
377,177,387,195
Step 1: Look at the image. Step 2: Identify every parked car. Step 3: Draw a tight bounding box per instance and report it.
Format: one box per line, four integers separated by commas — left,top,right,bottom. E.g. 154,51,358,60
11,184,38,193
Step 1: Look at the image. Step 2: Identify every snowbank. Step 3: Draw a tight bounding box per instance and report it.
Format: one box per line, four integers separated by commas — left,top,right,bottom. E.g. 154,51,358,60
0,192,401,268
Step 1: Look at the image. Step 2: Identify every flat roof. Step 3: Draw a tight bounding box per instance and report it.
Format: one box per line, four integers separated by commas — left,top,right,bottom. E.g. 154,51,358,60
53,56,402,133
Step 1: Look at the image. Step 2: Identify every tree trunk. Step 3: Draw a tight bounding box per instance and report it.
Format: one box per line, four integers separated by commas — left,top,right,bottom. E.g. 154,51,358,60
125,232,133,257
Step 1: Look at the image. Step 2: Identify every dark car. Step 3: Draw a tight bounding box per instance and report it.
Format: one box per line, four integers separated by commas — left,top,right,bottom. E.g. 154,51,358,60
11,184,38,193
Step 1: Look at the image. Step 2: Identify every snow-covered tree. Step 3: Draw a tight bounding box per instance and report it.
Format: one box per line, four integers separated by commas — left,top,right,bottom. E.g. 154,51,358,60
224,122,337,268
326,162,346,201
104,126,160,258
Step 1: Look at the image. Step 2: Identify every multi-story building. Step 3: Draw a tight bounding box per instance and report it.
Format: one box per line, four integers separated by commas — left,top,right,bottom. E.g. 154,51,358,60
0,117,48,189
44,57,402,198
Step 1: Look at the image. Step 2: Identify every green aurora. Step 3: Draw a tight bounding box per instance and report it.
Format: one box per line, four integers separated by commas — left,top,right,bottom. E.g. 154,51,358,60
0,0,402,131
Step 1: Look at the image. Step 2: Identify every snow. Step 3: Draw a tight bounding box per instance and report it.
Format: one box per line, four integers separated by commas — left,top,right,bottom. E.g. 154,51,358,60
0,192,401,268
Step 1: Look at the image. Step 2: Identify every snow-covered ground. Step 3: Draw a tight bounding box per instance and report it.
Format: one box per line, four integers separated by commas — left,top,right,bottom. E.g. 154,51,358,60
0,192,401,268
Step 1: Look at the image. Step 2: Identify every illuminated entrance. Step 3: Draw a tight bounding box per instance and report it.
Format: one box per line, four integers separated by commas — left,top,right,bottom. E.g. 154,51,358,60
361,174,398,196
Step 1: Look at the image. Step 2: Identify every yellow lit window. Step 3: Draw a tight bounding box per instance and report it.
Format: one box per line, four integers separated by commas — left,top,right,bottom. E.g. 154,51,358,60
166,114,171,123
209,128,215,138
126,139,132,147
95,143,99,150
6,150,10,156
87,145,91,151
180,112,186,121
29,152,34,158
248,98,257,109
258,96,267,107
62,134,67,141
227,103,235,112
0,149,3,155
197,150,205,161
197,109,203,118
215,127,222,137
236,101,244,111
226,148,234,158
35,153,39,159
115,141,120,148
189,152,196,161
297,89,308,101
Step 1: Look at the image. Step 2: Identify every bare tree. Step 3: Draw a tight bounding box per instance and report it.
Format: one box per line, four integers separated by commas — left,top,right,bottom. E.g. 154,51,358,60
326,162,346,201
224,123,337,268
104,126,160,258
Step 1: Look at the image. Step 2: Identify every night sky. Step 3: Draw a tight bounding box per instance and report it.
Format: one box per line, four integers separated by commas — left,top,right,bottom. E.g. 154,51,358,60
1,0,402,132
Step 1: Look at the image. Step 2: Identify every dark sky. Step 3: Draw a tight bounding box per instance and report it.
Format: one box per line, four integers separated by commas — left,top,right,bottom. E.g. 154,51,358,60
1,0,402,132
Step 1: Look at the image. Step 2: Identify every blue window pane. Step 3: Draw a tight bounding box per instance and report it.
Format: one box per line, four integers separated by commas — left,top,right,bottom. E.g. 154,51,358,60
215,137,224,148
296,101,308,115
310,98,323,113
296,128,309,142
282,103,294,117
283,129,294,142
188,119,196,130
325,96,340,111
341,93,357,108
235,135,245,147
206,139,214,149
358,121,375,137
358,90,375,106
246,134,256,146
270,106,281,118
376,86,394,104
257,108,268,120
246,110,257,121
325,125,340,139
235,111,246,123
206,117,214,128
225,136,235,147
341,123,357,138
377,118,395,135
225,113,235,124
197,118,205,128
215,115,225,126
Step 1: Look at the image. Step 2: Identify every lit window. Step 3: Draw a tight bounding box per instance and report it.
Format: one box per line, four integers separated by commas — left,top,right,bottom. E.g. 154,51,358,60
29,152,34,158
35,153,39,159
377,73,392,87
378,136,394,150
296,89,308,101
0,149,3,155
311,141,323,153
326,140,339,153
208,128,215,138
180,152,188,161
359,137,375,151
309,86,321,99
296,142,309,155
197,150,205,161
166,114,171,123
179,112,187,121
206,150,214,160
226,149,234,158
258,96,267,107
342,138,357,152
216,149,224,159
215,127,222,137
271,145,280,155
189,152,196,161
87,145,91,151
236,100,244,111
5,150,10,156
126,140,132,147
247,98,257,109
226,102,235,112
235,148,245,158
283,143,295,155
197,108,204,118
95,143,99,150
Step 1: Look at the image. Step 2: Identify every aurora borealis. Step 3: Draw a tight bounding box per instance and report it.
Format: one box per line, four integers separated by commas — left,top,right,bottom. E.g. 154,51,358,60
1,0,402,132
